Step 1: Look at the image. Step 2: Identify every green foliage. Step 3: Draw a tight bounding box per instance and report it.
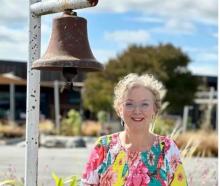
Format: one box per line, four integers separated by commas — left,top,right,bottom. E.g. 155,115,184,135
83,73,114,113
52,172,64,186
0,173,79,186
61,109,82,136
52,172,79,186
83,43,198,114
97,110,108,124
152,117,176,135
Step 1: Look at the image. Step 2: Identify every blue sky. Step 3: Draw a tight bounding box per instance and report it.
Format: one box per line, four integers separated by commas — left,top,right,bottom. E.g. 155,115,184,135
0,0,218,76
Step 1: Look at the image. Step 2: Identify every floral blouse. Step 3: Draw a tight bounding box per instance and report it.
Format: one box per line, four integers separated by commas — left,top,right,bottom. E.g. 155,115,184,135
81,133,187,186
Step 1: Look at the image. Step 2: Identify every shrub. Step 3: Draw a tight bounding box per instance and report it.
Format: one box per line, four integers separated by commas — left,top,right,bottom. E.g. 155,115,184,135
0,124,24,138
97,111,108,124
39,119,55,134
61,109,82,136
81,120,101,136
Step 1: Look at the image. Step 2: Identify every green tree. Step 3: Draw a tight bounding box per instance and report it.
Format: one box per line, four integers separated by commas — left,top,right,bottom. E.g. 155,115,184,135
83,43,198,114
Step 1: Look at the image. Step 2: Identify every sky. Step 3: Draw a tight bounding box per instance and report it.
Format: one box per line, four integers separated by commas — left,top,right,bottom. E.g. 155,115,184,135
0,0,218,76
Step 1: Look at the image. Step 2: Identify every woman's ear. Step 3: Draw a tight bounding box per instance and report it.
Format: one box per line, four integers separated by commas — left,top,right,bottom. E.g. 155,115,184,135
118,104,123,117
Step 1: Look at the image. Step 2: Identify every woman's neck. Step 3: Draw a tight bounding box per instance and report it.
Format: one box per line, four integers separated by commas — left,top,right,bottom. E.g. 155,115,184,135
120,129,155,152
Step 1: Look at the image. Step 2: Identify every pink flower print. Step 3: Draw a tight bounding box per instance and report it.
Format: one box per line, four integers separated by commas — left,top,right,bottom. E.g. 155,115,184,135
100,167,117,186
170,154,180,171
157,154,164,169
167,172,173,184
147,151,155,166
161,136,171,153
132,174,143,185
109,135,117,149
127,151,139,167
82,145,106,179
126,162,150,186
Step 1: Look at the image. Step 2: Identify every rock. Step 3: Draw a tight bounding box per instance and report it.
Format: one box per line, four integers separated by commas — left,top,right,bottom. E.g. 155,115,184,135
73,138,86,148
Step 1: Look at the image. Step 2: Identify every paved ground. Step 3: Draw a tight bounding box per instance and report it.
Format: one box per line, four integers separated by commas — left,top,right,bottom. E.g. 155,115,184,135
0,145,218,186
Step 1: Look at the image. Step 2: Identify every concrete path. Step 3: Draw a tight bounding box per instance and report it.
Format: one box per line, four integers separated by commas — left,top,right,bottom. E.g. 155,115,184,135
0,146,218,186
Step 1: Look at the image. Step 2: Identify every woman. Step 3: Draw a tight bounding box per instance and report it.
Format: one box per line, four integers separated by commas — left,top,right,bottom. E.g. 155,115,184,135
81,73,188,186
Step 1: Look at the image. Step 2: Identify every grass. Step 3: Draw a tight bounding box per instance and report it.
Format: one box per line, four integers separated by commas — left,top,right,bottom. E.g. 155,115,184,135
175,129,218,157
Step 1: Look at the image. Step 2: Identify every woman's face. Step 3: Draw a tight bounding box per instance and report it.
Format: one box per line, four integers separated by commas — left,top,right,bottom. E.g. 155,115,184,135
119,85,156,131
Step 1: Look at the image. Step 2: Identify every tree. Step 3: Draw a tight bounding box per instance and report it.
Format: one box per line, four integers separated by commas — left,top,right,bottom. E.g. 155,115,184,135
83,43,198,115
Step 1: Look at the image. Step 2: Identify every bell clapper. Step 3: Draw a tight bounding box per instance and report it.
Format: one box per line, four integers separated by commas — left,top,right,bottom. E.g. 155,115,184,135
60,68,78,92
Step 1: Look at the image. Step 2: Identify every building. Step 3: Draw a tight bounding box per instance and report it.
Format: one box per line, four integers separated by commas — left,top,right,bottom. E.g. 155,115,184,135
0,60,218,129
0,60,82,123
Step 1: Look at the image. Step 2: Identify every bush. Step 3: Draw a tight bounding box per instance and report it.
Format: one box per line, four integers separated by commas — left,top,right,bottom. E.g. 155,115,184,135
60,109,82,136
97,111,108,124
39,119,55,134
0,124,24,138
81,120,101,136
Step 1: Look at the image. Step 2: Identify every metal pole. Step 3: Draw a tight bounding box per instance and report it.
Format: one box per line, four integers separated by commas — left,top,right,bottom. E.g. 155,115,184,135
31,0,98,16
54,80,60,134
25,0,41,185
25,0,98,185
9,83,15,122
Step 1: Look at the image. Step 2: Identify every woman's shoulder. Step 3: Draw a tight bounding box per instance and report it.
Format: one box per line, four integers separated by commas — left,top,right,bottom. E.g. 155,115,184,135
157,135,174,143
157,135,180,154
96,132,120,147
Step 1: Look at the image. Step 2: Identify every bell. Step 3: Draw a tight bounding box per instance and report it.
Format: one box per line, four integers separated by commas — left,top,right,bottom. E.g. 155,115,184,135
32,10,103,74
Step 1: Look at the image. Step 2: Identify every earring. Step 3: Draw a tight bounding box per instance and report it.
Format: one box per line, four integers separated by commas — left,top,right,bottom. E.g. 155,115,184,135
120,119,124,127
151,115,156,123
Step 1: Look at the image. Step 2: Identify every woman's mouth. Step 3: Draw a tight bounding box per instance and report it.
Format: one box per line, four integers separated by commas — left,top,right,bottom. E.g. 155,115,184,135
131,117,144,122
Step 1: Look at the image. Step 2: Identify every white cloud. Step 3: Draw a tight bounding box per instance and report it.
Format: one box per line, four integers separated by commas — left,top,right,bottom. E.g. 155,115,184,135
150,19,196,35
183,46,218,63
104,30,150,47
93,0,217,25
165,19,196,33
0,26,27,61
130,17,163,24
196,53,218,62
93,49,117,63
189,64,217,76
0,0,27,25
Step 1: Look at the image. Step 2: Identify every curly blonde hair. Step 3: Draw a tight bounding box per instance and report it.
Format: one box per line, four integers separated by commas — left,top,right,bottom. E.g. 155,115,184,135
113,73,164,116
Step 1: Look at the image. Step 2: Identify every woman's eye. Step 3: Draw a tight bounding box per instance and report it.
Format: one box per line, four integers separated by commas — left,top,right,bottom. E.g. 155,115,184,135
142,103,149,107
125,103,133,106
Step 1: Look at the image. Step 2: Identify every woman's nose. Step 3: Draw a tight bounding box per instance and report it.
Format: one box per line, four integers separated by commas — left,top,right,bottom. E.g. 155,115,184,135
133,105,142,113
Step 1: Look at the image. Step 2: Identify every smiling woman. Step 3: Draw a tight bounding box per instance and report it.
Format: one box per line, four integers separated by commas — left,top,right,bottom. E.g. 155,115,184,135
81,73,188,186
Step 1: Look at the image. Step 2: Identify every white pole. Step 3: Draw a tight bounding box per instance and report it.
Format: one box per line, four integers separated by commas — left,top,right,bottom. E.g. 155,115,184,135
182,106,192,132
25,0,41,185
206,87,215,128
25,0,98,185
9,83,15,122
31,0,98,16
182,106,188,132
54,80,60,133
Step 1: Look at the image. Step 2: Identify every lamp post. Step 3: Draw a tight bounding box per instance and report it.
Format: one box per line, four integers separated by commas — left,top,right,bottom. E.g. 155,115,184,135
26,1,102,185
